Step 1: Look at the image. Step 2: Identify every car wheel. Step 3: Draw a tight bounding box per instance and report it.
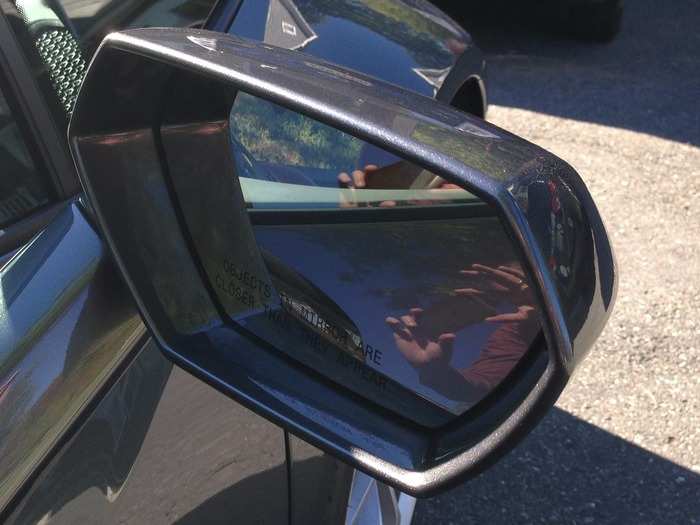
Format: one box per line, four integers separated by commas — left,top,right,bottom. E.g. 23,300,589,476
344,470,416,525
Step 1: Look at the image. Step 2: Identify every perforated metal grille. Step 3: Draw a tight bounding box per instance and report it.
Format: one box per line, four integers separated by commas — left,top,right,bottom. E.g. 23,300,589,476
35,29,86,114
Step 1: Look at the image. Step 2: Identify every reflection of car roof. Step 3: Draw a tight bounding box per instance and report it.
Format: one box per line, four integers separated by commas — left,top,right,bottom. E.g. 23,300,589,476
264,0,318,50
230,0,474,98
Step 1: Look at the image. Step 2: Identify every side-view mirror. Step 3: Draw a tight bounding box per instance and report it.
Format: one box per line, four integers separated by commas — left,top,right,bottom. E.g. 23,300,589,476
69,29,616,496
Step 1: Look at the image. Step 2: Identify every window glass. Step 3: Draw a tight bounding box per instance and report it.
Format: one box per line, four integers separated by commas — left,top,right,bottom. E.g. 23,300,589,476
0,82,51,229
3,0,218,124
58,0,218,56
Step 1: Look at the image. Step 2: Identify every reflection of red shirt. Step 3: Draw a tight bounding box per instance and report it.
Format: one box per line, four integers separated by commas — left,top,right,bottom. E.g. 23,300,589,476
417,321,534,403
459,323,531,392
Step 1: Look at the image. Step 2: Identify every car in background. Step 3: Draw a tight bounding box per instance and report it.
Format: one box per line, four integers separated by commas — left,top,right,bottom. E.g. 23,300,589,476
433,0,624,42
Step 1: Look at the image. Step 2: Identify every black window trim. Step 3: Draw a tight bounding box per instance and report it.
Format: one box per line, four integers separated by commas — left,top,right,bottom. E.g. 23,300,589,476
0,0,235,204
0,8,82,255
0,8,80,199
0,200,66,259
0,0,242,257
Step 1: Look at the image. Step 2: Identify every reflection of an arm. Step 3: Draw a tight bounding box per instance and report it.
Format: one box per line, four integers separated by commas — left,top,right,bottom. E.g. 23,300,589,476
387,262,540,404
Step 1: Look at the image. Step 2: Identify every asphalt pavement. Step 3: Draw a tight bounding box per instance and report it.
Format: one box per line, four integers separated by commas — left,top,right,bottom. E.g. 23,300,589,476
415,1,700,523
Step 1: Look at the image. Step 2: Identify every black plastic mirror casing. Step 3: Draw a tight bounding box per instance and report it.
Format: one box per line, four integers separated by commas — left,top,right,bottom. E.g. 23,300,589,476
68,28,616,496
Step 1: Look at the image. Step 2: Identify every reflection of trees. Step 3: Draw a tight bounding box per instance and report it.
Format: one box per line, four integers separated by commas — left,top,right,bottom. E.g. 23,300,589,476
0,312,144,511
230,92,362,172
294,0,460,68
0,269,95,380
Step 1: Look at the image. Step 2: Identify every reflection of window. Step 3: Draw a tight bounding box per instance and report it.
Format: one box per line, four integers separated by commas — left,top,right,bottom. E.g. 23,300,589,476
229,92,476,209
4,0,218,126
0,80,52,229
264,0,318,50
58,0,218,50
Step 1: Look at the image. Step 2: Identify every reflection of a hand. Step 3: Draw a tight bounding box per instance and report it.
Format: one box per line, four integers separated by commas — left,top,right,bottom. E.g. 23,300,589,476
386,262,538,394
337,164,397,208
456,264,536,323
385,308,456,368
337,161,462,208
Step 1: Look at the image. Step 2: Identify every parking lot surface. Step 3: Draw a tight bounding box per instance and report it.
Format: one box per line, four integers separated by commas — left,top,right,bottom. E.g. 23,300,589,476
415,1,700,523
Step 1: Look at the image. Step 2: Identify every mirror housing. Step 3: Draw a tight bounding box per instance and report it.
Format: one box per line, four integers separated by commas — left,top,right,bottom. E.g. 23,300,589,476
69,28,616,496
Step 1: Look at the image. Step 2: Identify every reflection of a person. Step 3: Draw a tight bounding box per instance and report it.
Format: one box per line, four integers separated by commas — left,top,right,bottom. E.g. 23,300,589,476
385,263,539,403
334,147,538,404
337,161,462,208
337,144,462,203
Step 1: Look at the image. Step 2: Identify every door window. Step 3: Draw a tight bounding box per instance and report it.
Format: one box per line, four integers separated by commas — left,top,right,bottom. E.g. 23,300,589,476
0,76,52,230
3,0,219,125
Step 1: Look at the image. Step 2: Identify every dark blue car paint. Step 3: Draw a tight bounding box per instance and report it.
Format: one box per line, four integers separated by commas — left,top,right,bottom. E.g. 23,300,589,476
230,0,486,112
0,204,146,512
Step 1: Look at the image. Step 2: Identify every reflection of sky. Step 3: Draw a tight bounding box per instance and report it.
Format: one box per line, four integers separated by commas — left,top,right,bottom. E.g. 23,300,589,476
254,223,501,414
0,207,100,405
301,15,429,95
20,291,89,407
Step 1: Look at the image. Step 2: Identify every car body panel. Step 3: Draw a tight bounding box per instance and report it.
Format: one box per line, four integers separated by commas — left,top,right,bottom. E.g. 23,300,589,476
229,0,485,105
4,342,288,524
287,434,354,523
0,202,146,514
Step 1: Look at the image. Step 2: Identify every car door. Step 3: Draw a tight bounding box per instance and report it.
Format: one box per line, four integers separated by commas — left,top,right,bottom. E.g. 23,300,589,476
0,0,490,523
0,2,290,523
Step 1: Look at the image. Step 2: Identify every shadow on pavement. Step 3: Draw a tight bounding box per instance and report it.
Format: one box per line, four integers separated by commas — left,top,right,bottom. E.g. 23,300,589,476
416,407,699,524
172,408,700,524
455,0,699,147
174,462,288,525
175,454,348,525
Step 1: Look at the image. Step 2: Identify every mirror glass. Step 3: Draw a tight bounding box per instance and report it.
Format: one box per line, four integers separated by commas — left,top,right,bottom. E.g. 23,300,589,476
163,91,543,421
